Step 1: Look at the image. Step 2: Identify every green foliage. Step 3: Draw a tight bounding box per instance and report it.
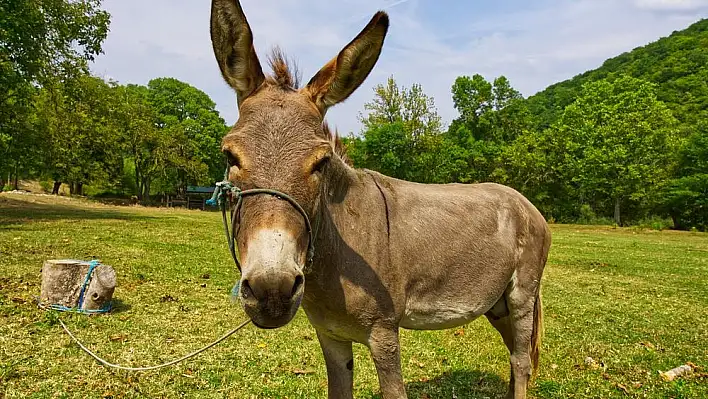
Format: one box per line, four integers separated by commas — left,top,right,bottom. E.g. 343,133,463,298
552,75,679,224
655,123,708,230
109,78,228,200
1,5,705,230
526,19,708,131
577,205,614,226
635,215,674,231
0,0,110,189
348,76,454,183
446,74,531,183
33,73,125,194
146,78,228,190
515,19,708,229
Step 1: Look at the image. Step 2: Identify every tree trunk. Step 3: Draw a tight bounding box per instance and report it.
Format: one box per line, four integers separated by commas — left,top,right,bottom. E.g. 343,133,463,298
614,198,621,226
143,178,151,203
134,162,142,200
52,181,62,195
13,164,19,190
670,214,680,230
76,182,83,196
0,176,5,191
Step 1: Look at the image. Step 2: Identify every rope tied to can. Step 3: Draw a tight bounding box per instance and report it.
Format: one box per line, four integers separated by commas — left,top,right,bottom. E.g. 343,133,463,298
38,260,112,314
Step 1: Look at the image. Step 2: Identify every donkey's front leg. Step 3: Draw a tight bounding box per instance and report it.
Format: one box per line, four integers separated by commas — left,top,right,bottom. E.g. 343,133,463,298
317,330,354,399
369,326,406,398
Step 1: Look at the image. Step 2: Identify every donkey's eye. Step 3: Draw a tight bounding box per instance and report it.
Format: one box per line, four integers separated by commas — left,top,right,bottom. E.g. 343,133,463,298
311,156,330,175
225,151,241,169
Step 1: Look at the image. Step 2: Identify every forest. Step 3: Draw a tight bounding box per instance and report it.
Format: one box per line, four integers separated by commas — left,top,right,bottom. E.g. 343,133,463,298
1,1,706,231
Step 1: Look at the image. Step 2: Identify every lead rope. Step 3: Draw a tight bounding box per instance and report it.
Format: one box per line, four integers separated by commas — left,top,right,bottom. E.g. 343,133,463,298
59,318,251,371
60,168,317,372
57,172,253,372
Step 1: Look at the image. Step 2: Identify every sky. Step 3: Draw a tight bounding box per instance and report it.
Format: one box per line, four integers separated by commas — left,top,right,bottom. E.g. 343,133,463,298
90,0,708,135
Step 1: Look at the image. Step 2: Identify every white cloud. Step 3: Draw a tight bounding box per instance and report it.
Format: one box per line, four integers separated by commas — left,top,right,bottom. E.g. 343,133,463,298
633,0,708,11
90,0,708,136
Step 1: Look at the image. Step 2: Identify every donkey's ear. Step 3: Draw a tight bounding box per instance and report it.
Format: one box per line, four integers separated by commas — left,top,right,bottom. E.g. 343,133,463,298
211,0,265,106
303,11,389,115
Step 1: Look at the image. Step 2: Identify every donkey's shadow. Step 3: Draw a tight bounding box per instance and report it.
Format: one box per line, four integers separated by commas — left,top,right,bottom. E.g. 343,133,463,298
366,370,507,399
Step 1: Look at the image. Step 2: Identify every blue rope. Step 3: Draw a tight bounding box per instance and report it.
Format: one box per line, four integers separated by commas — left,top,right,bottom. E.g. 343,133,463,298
40,260,112,315
77,260,99,309
206,179,238,208
205,167,317,274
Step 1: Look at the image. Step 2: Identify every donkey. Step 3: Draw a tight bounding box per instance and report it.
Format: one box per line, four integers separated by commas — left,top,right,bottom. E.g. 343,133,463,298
210,1,551,398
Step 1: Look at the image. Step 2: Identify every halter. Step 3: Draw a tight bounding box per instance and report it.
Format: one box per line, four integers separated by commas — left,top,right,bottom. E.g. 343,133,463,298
207,169,316,274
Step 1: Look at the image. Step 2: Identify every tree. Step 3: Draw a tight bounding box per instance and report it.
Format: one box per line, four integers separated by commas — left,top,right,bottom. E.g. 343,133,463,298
34,73,124,195
1,0,110,190
552,74,679,225
501,127,569,220
114,84,165,200
350,76,450,183
359,76,442,140
447,74,530,183
146,78,228,194
659,123,708,230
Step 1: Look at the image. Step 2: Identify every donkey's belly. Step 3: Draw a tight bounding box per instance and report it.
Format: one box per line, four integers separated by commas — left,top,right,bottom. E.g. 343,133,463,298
400,299,488,330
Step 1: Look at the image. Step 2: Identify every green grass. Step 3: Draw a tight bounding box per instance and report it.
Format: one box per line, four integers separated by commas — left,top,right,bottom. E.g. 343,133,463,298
1,193,706,398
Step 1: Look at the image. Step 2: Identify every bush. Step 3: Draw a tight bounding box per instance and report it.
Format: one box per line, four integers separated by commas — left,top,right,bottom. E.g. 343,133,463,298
577,204,615,225
39,180,53,193
659,174,708,231
636,216,674,231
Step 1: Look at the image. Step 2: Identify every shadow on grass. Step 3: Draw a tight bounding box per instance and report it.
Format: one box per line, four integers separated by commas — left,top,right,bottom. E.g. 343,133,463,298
366,369,508,399
108,298,132,315
0,196,155,226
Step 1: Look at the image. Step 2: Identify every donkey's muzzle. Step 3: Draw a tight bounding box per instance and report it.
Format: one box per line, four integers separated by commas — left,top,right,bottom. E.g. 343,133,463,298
239,270,304,328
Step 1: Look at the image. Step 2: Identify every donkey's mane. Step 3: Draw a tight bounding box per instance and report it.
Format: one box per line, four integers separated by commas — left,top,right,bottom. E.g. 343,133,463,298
266,47,351,166
322,122,352,166
266,47,301,90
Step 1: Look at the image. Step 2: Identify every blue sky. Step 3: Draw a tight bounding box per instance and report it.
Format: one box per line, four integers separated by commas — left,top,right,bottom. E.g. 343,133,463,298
90,0,708,135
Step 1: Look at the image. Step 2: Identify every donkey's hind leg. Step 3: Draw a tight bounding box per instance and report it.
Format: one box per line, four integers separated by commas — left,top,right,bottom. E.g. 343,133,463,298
509,279,541,399
485,295,515,399
486,281,541,399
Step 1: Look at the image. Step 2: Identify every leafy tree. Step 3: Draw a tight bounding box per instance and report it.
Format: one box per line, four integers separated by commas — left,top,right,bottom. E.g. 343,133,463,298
350,76,450,183
34,73,123,195
551,75,679,225
146,78,228,194
659,123,708,230
359,76,442,140
501,127,570,219
113,84,165,200
0,0,110,189
446,74,530,183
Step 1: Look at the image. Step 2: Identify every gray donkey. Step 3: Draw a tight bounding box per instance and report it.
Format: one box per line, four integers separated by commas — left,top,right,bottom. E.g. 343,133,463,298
210,1,551,398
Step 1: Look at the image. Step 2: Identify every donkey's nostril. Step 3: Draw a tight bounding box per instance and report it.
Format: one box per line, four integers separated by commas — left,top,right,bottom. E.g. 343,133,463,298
240,279,254,299
291,275,304,297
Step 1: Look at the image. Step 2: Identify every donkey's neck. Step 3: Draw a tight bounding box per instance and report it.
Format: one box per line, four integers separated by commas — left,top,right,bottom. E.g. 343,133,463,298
303,164,397,337
311,164,391,275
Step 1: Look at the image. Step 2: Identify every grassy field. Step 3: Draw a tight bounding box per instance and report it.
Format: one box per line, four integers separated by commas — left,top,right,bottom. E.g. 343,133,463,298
1,193,706,399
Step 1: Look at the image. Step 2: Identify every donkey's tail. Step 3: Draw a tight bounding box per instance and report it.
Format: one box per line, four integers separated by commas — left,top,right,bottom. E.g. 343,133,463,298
531,292,543,378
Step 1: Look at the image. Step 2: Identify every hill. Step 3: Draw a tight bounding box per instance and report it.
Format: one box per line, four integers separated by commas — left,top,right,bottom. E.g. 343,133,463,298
526,18,708,132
